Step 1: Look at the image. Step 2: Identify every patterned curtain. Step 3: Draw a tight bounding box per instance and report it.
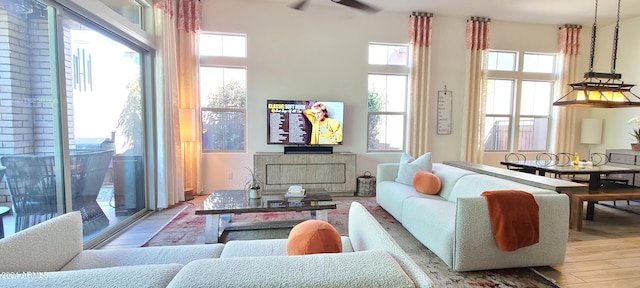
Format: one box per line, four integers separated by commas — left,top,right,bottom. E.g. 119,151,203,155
462,17,490,163
408,12,433,157
177,0,202,197
554,25,581,154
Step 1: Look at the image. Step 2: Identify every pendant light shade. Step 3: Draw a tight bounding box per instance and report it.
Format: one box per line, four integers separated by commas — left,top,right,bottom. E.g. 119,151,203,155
553,0,640,108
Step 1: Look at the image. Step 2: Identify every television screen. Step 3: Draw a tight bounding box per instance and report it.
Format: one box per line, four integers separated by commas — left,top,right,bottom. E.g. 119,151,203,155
267,100,344,145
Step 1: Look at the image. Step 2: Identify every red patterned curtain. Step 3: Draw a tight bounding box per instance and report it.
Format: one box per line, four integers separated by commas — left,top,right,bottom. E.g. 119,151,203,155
407,12,434,157
554,25,582,154
409,12,432,47
178,0,201,33
462,17,490,163
465,17,490,51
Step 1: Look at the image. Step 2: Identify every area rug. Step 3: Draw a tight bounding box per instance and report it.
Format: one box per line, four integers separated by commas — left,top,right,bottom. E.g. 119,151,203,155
142,197,559,288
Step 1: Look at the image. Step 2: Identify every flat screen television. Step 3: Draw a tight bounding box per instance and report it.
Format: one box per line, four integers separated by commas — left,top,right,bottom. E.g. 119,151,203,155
267,100,344,145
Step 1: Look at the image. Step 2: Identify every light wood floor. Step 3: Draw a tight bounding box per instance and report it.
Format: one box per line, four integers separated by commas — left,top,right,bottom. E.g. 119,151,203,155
96,197,640,287
536,200,640,287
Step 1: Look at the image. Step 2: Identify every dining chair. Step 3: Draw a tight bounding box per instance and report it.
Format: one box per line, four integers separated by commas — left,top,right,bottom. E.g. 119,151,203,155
503,153,535,174
555,152,574,167
535,152,557,167
589,153,609,166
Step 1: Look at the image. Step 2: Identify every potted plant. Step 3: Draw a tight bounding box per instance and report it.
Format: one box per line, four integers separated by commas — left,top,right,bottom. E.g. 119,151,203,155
244,167,264,199
628,117,640,151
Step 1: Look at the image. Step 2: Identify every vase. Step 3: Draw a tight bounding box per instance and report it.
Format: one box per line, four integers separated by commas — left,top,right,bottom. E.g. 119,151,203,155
249,188,262,199
632,143,640,151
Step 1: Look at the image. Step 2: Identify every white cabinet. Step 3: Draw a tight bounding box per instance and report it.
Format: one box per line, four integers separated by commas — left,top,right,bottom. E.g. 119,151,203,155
254,152,356,196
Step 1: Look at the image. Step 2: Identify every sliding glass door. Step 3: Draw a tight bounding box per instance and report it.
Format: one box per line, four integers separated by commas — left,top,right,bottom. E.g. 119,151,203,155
0,1,151,245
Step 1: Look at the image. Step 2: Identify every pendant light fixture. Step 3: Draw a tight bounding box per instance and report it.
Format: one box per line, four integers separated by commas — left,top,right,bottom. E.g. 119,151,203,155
553,0,640,108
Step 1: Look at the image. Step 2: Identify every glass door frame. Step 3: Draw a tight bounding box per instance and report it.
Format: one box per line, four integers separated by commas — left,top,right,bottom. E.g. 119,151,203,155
50,0,157,249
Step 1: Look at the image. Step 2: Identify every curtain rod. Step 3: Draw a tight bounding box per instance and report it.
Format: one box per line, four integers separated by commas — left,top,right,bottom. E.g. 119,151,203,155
560,24,583,29
411,11,433,17
467,17,491,22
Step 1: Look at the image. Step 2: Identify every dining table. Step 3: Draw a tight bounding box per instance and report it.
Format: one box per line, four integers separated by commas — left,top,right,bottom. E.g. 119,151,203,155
500,159,640,223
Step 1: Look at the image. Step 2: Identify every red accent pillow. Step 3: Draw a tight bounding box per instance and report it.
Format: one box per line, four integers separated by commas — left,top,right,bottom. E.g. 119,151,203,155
412,171,441,195
286,219,342,255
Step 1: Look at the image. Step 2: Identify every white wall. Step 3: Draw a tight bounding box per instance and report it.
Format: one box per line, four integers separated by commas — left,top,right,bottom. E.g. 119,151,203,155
198,0,631,193
586,16,640,155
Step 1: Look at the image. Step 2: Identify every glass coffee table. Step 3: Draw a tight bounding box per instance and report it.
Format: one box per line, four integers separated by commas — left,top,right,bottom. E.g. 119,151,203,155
196,189,336,243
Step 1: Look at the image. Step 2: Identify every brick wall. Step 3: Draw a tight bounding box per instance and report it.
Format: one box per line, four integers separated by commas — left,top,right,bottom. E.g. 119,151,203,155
0,10,74,207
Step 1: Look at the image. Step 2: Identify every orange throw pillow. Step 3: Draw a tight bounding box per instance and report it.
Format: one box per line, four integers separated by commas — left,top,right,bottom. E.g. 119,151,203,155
286,219,342,255
412,171,441,195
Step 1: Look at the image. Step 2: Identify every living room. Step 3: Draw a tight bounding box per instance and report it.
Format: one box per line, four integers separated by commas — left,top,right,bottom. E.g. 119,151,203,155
200,0,640,194
2,0,640,286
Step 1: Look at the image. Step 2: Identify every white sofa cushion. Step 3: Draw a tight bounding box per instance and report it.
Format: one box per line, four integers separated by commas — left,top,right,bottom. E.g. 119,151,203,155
431,163,477,200
0,212,83,272
348,202,433,287
376,180,439,222
167,250,415,288
220,237,353,258
446,174,556,202
401,197,457,266
395,152,432,185
453,194,569,271
0,264,182,288
61,244,225,270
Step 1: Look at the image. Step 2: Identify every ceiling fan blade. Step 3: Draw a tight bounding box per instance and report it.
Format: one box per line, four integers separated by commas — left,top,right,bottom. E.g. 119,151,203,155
331,0,380,14
290,0,310,11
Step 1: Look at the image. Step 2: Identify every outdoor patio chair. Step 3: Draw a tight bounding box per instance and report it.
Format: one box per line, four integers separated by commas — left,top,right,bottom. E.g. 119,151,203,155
0,155,58,232
69,149,114,233
0,150,113,234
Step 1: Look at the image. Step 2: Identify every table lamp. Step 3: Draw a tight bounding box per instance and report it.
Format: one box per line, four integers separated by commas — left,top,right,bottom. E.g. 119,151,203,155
580,118,603,160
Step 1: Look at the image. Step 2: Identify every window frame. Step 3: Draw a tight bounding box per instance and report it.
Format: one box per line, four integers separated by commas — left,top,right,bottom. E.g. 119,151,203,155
484,50,557,153
199,32,248,153
367,42,410,153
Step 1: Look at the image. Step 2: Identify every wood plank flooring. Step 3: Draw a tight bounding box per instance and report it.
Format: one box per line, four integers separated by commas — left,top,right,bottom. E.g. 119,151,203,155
536,200,640,287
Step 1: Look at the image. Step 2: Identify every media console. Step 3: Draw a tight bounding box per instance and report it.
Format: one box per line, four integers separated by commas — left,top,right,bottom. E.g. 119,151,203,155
254,152,356,196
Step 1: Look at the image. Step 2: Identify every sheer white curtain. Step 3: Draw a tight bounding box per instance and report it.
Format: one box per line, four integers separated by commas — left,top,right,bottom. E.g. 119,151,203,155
554,25,581,154
154,0,183,208
408,12,433,157
177,0,202,196
462,17,490,163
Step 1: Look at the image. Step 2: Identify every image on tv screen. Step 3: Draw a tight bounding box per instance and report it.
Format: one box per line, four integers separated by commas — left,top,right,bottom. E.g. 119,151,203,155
267,100,344,145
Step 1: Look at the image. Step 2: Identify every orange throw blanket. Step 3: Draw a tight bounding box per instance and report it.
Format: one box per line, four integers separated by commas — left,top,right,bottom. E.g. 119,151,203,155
481,190,540,252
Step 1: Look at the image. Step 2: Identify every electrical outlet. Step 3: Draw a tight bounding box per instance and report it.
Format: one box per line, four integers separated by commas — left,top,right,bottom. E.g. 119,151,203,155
227,172,233,180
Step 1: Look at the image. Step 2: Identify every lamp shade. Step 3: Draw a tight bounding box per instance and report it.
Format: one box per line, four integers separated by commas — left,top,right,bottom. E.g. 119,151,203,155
179,108,197,142
580,118,603,145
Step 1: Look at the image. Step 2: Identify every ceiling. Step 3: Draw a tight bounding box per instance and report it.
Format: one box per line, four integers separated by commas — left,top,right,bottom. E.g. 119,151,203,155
278,0,640,25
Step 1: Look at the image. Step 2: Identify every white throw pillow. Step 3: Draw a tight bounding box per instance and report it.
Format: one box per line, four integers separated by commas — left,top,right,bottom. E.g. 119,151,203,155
395,152,432,186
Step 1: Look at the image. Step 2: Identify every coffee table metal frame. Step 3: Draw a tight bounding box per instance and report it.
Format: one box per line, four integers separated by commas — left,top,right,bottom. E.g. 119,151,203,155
196,190,336,243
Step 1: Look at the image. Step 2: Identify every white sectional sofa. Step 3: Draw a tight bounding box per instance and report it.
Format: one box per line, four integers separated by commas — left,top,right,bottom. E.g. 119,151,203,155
0,202,432,287
377,162,570,272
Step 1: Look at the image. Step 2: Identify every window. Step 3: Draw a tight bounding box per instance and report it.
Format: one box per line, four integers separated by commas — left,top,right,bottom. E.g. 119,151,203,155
367,43,409,152
0,1,151,245
199,33,247,152
200,33,247,57
484,51,556,152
